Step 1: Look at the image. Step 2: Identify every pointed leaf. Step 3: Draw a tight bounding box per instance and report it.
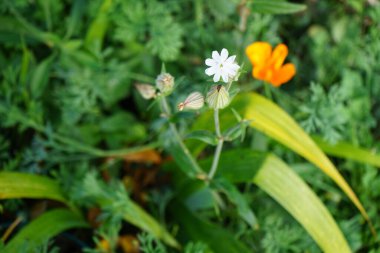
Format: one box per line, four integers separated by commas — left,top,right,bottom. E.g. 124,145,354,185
3,209,89,253
0,172,67,204
169,200,251,253
186,130,218,145
236,92,371,229
250,0,307,14
313,136,380,168
200,149,351,253
253,155,351,253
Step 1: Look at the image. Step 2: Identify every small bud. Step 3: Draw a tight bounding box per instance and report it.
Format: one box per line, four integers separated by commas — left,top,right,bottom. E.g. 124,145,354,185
178,92,204,111
206,85,230,110
156,73,174,94
135,84,156,99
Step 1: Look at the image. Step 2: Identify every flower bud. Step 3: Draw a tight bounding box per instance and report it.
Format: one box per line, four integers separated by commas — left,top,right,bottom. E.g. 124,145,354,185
156,73,174,94
178,92,204,111
206,85,230,110
135,83,156,99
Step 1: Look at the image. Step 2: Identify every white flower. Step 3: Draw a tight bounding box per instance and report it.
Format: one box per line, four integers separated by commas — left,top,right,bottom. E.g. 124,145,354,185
205,48,240,83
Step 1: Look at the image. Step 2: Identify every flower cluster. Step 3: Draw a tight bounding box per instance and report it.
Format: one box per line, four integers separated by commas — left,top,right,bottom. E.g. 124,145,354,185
136,48,241,112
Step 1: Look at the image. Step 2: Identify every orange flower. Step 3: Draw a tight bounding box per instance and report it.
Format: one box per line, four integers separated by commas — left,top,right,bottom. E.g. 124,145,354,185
245,42,296,87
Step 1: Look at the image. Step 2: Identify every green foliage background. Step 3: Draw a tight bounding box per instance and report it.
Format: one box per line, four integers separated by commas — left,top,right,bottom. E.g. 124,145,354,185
1,0,380,252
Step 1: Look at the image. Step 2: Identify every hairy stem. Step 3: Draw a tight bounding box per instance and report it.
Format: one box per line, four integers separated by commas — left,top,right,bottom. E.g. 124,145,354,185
160,96,203,175
208,109,224,179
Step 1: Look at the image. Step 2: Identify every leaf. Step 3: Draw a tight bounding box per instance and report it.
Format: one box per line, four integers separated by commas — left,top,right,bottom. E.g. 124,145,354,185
212,178,259,230
237,92,372,231
3,209,89,253
169,200,252,253
313,136,380,167
30,54,56,99
186,130,218,146
200,150,351,252
249,0,307,14
253,155,351,253
123,201,180,249
0,172,67,204
85,0,113,52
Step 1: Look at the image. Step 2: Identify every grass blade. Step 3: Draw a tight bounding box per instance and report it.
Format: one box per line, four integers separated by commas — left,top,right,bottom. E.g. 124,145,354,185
3,209,89,253
236,92,373,233
0,172,67,204
313,136,380,167
253,154,351,253
169,200,252,253
250,0,307,14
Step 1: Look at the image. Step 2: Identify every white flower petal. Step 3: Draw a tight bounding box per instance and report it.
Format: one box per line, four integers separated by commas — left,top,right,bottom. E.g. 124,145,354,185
220,48,229,61
221,72,229,83
225,55,236,64
212,51,220,62
205,66,216,76
213,72,221,82
205,58,215,66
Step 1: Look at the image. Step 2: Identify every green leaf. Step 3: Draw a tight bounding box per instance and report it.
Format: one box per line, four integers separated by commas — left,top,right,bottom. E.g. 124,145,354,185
313,136,380,167
123,201,180,249
30,54,56,99
169,200,251,253
253,155,351,253
236,92,372,231
186,130,218,146
223,120,249,142
201,150,351,252
212,178,259,230
85,0,113,52
249,0,307,14
0,172,67,204
3,209,89,253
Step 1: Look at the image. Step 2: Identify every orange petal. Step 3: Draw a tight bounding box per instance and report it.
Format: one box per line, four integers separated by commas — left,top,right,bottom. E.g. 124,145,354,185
269,44,288,70
253,66,273,83
245,42,272,67
270,63,296,87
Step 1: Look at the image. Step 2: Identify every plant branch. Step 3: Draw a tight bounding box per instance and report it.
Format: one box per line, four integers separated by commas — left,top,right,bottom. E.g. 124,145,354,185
208,109,224,179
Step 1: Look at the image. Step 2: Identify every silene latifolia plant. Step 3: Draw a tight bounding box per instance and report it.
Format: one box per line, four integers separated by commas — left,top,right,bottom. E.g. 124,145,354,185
136,48,247,181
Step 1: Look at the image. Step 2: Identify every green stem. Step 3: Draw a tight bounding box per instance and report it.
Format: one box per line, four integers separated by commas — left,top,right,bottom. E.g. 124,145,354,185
160,96,203,175
264,82,273,100
208,109,224,179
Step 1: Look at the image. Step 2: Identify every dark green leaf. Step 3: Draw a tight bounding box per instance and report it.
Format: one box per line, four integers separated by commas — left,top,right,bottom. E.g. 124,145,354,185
186,130,218,145
3,209,89,253
250,0,307,14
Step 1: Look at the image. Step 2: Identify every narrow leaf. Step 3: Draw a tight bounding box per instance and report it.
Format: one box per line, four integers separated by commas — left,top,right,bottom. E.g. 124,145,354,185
201,150,351,252
123,201,180,248
169,200,252,253
237,92,372,231
253,155,351,253
250,0,307,14
30,54,55,99
185,130,218,145
313,136,380,168
3,209,89,253
0,172,67,204
212,178,259,230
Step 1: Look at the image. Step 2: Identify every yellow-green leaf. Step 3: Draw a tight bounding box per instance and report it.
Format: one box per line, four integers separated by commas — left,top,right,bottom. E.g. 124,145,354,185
0,172,67,204
254,155,351,253
313,136,380,168
3,209,89,253
234,92,373,232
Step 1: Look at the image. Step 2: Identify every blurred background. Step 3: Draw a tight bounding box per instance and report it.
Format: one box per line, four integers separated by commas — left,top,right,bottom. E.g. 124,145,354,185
1,0,380,252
